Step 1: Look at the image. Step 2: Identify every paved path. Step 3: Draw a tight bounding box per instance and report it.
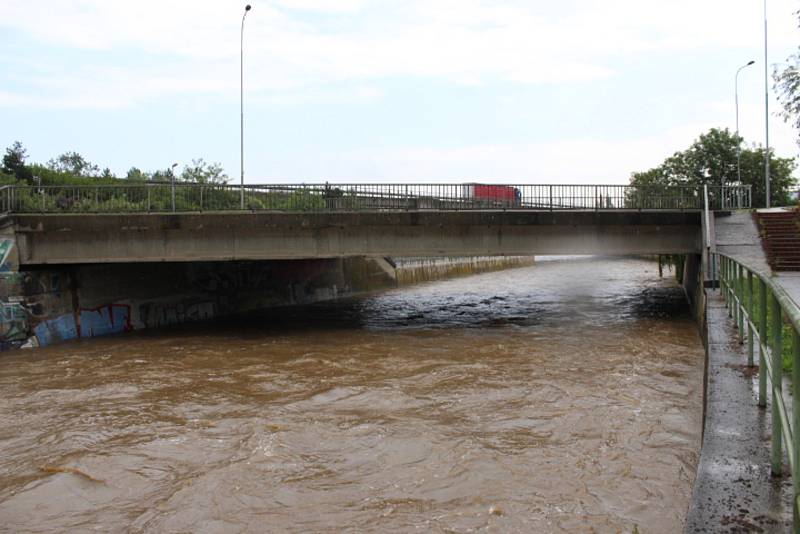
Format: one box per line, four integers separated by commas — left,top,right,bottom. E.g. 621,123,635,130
718,208,800,312
714,211,771,273
684,293,793,532
685,210,796,531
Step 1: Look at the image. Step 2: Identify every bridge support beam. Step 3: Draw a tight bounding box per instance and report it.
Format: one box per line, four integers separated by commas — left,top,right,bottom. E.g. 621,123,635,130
11,211,702,266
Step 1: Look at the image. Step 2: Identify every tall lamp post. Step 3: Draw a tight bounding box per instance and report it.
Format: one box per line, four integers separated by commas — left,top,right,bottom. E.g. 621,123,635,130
764,0,771,207
240,4,252,210
171,162,179,212
735,60,755,188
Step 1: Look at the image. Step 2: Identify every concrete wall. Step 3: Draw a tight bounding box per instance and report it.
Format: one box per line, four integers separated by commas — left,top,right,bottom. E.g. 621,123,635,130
0,257,397,350
682,253,707,338
395,256,535,285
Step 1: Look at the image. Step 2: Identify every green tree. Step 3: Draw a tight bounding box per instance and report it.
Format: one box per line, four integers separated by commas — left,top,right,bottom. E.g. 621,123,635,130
179,159,228,184
47,151,100,177
150,168,175,182
774,10,800,145
126,167,150,181
739,146,796,207
630,128,796,207
2,141,33,183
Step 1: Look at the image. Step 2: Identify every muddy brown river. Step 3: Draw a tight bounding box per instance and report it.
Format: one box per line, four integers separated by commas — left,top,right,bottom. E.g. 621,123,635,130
0,257,705,533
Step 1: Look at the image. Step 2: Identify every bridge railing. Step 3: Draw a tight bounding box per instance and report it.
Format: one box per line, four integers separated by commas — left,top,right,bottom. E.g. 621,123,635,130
715,252,800,526
0,185,11,216
2,183,751,214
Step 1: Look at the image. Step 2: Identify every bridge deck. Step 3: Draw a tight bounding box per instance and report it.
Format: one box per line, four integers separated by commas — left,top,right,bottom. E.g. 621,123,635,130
9,210,703,265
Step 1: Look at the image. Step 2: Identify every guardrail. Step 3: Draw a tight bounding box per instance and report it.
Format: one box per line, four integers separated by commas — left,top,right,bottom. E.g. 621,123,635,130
0,183,751,214
0,185,11,216
716,252,800,527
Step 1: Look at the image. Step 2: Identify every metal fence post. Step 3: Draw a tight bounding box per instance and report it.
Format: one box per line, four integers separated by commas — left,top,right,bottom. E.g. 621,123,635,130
759,278,768,408
771,292,783,476
737,263,744,344
793,328,800,484
732,259,738,318
711,254,717,291
792,330,800,534
748,271,755,366
722,256,728,307
728,258,734,316
733,260,738,321
727,257,732,302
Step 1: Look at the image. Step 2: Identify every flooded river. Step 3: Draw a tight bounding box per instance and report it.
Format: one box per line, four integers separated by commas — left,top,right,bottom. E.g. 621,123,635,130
0,257,705,533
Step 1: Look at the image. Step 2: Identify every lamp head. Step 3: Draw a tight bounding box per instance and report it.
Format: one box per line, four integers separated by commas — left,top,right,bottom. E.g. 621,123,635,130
747,60,755,66
245,4,252,11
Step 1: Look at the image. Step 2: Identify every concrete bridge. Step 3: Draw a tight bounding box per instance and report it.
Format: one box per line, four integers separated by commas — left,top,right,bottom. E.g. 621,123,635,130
12,211,707,265
0,183,750,266
6,182,800,529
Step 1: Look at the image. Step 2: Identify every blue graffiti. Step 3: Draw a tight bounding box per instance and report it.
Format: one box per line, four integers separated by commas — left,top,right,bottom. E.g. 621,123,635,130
34,314,78,347
79,305,131,337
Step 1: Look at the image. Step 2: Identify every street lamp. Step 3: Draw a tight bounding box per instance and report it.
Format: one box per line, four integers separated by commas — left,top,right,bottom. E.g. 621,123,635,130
735,60,755,188
171,162,179,211
763,0,771,207
240,4,252,210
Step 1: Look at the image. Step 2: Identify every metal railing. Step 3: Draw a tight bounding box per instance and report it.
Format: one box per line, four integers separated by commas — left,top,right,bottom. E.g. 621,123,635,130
0,183,751,214
0,186,11,216
716,252,800,526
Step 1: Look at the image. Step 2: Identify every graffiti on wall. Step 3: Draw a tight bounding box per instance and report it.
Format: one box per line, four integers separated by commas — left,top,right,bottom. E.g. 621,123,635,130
0,299,30,343
22,301,213,347
0,239,14,272
32,304,133,347
190,266,269,293
139,301,214,329
0,268,73,348
0,259,358,351
33,314,78,347
79,304,132,337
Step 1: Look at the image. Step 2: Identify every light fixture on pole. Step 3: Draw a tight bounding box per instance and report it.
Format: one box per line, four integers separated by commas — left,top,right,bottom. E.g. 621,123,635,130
735,60,755,189
764,0,771,207
171,162,179,212
240,4,252,210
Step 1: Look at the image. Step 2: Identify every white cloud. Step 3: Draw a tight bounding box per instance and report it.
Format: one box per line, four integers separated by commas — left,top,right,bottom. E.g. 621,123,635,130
2,0,799,184
271,0,369,13
254,122,731,184
2,0,797,108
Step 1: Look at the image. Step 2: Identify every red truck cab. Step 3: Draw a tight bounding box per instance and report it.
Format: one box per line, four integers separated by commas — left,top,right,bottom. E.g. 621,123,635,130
462,184,521,206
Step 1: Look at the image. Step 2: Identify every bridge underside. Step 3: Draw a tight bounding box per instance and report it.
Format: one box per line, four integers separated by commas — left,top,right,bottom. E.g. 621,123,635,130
11,211,702,265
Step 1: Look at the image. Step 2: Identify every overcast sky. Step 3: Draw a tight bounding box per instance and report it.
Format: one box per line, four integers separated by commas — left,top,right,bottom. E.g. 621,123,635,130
1,0,799,184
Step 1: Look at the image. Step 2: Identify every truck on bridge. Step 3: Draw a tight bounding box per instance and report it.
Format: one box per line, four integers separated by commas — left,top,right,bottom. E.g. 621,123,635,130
462,184,521,207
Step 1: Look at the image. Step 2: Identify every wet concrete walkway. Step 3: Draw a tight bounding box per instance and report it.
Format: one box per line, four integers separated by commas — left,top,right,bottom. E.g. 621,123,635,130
684,292,793,532
717,208,800,310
